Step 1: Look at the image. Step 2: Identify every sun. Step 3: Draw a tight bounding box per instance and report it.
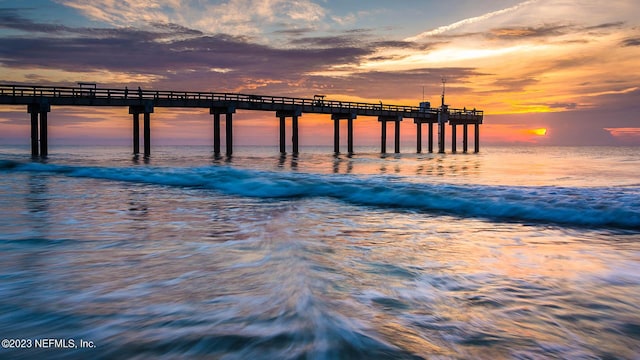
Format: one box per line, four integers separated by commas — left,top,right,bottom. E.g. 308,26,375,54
532,128,547,136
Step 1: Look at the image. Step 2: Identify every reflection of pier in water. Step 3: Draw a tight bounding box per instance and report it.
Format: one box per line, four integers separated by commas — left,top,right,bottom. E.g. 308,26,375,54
264,152,482,178
1,83,483,158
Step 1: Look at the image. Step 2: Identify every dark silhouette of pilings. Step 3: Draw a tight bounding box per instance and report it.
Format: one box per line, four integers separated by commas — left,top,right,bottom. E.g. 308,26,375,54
27,102,50,157
463,124,468,153
437,109,449,154
277,109,302,154
451,123,457,153
130,103,154,157
414,112,438,153
132,113,140,154
210,106,236,156
378,115,402,153
449,121,480,154
475,123,480,153
331,113,356,154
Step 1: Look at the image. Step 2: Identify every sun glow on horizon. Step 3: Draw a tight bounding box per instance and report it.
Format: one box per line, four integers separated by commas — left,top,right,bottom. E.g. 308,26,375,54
532,128,547,136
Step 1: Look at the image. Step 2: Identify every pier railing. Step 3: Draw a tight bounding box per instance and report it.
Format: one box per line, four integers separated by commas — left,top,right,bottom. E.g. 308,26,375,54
0,84,482,117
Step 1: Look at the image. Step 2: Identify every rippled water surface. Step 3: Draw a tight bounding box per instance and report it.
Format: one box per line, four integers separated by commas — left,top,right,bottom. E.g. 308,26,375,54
1,145,639,359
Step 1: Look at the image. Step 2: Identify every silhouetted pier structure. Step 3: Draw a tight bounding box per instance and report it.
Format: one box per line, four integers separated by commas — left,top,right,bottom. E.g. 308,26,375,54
0,84,483,157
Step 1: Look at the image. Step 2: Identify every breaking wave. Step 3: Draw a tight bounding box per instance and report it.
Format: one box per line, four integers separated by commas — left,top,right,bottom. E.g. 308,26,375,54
3,160,639,229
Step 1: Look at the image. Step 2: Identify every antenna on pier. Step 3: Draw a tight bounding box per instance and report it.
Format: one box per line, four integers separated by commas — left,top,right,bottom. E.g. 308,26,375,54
441,76,446,107
422,85,425,102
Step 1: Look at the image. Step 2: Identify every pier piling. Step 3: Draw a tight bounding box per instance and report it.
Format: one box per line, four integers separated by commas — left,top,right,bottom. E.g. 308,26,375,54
463,124,468,153
331,113,356,154
347,117,353,154
475,123,480,153
144,112,151,157
213,113,221,155
292,114,299,154
133,113,140,154
130,103,154,157
394,119,401,153
379,115,402,154
451,124,457,153
39,110,47,157
413,114,438,154
211,106,236,156
225,113,233,156
428,122,434,153
279,115,286,153
334,117,340,153
27,103,50,157
29,108,38,157
276,109,302,154
416,121,422,153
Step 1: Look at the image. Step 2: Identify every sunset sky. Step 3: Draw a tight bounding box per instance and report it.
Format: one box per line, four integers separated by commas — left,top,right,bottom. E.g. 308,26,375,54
1,0,639,147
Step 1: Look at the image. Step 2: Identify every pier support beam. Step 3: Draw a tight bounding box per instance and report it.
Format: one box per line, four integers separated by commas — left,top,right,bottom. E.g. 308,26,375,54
428,122,434,153
380,119,386,154
437,110,448,154
348,117,353,154
30,109,38,157
451,124,457,153
438,122,446,154
414,116,438,154
334,116,340,153
378,115,403,154
416,122,422,153
276,109,302,154
331,113,357,154
226,113,233,156
132,113,140,155
293,115,299,154
213,113,221,155
130,103,154,157
279,115,286,153
210,105,236,156
474,123,480,153
28,103,50,157
40,111,48,157
463,124,468,153
144,112,151,157
394,120,401,153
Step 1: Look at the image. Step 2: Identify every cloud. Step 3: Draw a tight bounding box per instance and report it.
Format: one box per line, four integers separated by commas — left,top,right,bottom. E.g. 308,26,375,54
0,31,369,79
622,37,640,46
0,8,72,33
149,22,203,37
288,34,363,48
405,0,539,41
0,8,378,94
57,0,328,39
547,102,578,110
271,27,316,37
488,24,569,39
602,127,640,146
585,21,626,30
56,0,170,27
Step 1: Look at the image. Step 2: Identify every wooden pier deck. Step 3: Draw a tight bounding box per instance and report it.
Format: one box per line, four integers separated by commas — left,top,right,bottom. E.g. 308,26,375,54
0,84,483,157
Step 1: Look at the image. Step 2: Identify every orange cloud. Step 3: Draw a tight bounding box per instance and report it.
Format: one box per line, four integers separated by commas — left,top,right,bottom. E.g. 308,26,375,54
604,127,640,144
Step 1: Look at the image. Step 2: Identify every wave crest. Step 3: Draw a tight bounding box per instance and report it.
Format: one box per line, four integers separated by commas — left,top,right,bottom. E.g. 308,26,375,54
4,160,640,229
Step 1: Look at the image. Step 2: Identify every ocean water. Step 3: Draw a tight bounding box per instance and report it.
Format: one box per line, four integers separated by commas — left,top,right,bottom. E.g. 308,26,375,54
0,144,639,359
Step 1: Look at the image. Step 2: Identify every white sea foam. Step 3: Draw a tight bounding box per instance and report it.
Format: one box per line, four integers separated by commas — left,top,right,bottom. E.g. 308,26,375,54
4,160,640,229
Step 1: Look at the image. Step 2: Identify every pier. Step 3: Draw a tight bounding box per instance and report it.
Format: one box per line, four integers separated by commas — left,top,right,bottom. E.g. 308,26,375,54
0,84,483,157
